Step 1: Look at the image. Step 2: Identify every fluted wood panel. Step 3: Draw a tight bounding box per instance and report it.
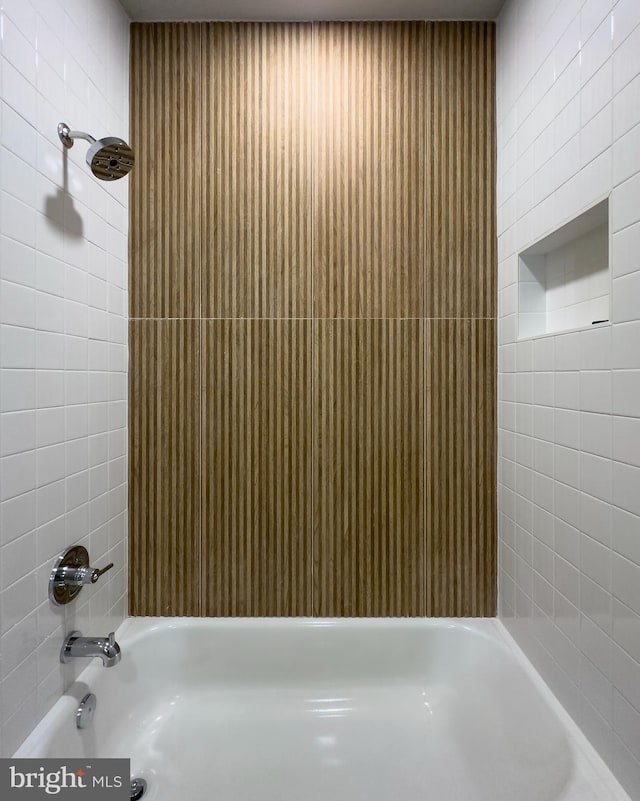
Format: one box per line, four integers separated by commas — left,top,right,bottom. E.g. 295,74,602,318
201,320,312,615
425,22,496,319
314,23,426,318
201,23,313,318
129,22,497,618
130,24,202,318
313,320,425,616
426,319,497,616
129,321,201,615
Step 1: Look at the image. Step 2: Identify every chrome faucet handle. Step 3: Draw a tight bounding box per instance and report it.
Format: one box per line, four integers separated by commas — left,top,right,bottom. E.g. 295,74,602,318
90,562,114,583
54,560,113,586
49,546,116,606
108,632,116,647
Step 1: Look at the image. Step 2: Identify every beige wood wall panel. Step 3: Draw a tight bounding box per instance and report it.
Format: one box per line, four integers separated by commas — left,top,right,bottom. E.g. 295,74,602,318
313,320,426,616
129,23,202,318
314,22,426,319
425,22,496,319
129,21,497,619
425,319,496,616
201,23,313,318
129,320,201,615
201,320,312,615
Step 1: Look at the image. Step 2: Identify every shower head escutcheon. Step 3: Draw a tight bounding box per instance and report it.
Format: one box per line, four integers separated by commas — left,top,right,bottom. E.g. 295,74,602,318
57,122,134,181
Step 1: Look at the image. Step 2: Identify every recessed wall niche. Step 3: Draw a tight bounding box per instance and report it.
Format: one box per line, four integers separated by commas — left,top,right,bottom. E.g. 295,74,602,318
518,199,610,339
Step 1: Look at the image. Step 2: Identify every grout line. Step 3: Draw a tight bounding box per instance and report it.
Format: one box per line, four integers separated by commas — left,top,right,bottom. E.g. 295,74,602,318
127,317,500,321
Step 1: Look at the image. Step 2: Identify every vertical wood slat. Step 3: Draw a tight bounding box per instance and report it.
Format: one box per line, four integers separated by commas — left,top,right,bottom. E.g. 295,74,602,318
314,22,426,319
425,319,497,616
129,320,201,615
129,23,202,318
313,320,426,616
201,320,312,615
201,23,313,318
425,22,496,319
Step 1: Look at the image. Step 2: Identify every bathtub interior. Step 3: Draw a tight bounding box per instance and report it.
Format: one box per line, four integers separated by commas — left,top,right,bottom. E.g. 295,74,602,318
15,619,629,801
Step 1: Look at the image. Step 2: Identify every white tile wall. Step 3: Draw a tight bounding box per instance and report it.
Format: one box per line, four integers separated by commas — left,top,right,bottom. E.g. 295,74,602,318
498,1,640,798
0,0,129,757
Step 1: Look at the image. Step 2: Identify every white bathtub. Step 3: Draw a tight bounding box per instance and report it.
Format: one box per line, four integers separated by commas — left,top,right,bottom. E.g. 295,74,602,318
16,618,628,801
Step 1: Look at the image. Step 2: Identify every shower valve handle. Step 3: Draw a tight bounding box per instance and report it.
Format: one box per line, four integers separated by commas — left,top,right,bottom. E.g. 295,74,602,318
90,563,114,584
54,561,113,587
49,545,117,606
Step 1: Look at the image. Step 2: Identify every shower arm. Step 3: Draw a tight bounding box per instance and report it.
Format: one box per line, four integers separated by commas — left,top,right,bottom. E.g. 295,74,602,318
58,122,96,149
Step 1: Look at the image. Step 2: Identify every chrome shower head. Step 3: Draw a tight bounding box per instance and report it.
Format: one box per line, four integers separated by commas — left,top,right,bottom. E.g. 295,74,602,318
58,122,134,181
85,137,135,181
